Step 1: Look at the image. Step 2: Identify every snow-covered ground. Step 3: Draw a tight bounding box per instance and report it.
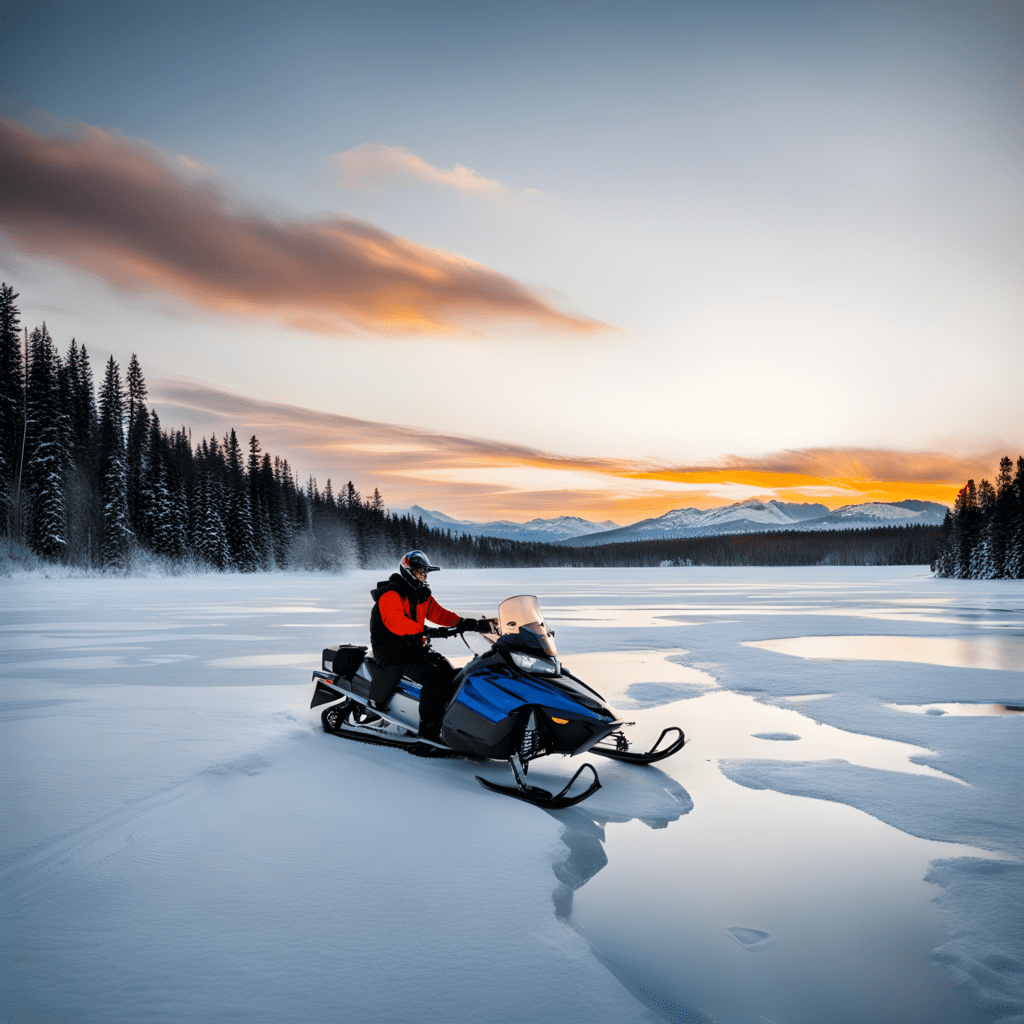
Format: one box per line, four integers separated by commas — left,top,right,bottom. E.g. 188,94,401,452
1,567,1021,1023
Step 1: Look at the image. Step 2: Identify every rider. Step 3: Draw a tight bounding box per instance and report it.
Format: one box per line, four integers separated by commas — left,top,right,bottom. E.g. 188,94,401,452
369,550,490,742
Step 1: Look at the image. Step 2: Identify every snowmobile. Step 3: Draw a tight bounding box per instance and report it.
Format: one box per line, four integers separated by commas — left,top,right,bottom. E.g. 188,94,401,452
309,595,686,809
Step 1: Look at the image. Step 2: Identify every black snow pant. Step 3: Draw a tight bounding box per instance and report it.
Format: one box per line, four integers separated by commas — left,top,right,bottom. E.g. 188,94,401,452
382,651,458,737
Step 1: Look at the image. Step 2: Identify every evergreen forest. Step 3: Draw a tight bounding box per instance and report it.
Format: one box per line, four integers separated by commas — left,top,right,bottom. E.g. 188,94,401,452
931,460,1024,578
2,285,1021,577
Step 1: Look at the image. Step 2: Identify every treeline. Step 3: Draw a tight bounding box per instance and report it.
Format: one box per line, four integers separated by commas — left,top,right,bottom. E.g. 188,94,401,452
931,457,1024,578
0,284,456,573
363,523,946,568
550,524,946,568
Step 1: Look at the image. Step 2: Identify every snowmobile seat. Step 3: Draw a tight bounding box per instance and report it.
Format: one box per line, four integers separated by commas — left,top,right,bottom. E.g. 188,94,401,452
363,658,403,707
323,644,367,680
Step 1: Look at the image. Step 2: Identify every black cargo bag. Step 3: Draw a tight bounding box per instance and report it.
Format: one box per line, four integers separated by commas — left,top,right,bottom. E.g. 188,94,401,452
322,644,367,680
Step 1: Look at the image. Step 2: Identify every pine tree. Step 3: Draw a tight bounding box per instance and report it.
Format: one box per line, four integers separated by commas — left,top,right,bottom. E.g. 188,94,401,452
970,480,996,578
0,284,24,539
1008,457,1024,579
24,325,68,559
264,453,291,568
343,480,360,511
224,429,257,571
125,354,150,540
190,441,228,569
97,356,132,567
247,436,271,568
144,413,176,559
60,339,102,566
950,480,978,578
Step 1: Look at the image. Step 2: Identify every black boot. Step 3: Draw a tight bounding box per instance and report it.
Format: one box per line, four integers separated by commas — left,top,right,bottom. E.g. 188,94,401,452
419,721,442,743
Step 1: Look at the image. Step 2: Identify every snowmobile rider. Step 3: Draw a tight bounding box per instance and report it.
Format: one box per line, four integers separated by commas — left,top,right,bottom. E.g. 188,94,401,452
369,551,492,743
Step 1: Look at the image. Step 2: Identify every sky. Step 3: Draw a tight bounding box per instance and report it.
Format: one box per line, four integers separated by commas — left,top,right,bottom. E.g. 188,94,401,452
2,0,1021,524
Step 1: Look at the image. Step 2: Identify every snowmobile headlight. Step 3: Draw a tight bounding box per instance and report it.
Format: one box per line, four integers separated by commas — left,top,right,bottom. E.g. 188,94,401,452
509,651,561,675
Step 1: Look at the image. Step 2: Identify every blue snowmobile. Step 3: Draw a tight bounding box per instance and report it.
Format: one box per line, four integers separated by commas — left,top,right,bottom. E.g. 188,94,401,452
309,595,686,809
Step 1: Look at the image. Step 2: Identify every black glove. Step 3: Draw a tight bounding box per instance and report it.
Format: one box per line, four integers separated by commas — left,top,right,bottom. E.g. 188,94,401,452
459,617,494,633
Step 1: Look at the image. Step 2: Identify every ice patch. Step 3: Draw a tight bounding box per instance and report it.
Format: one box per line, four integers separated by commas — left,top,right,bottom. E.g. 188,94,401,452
207,653,318,668
725,927,777,952
887,702,1024,717
622,682,706,708
745,635,1024,673
718,759,1016,847
752,732,800,741
561,650,717,707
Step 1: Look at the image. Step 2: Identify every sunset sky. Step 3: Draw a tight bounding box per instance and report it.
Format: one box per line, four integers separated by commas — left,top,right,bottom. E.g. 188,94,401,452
2,1,1021,523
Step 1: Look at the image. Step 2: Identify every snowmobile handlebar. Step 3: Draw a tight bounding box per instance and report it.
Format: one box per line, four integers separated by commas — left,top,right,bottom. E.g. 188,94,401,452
424,618,497,639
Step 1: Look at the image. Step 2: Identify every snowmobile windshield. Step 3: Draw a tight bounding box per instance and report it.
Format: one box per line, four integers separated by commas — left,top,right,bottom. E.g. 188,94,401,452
495,596,557,658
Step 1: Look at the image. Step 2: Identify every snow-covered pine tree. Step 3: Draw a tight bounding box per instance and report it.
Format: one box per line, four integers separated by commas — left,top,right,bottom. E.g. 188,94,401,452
143,413,176,559
264,454,291,568
247,436,271,569
62,340,102,566
224,429,257,571
988,457,1015,578
932,510,954,576
24,325,68,560
0,285,24,540
126,355,150,541
969,479,996,578
1008,457,1024,579
950,480,978,578
164,428,190,562
190,443,227,569
97,356,132,567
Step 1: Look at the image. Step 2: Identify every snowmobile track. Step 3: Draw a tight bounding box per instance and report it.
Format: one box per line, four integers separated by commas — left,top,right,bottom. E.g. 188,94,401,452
322,721,469,759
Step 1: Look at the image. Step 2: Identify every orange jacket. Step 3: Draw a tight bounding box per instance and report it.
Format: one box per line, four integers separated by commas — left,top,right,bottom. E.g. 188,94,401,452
377,589,460,636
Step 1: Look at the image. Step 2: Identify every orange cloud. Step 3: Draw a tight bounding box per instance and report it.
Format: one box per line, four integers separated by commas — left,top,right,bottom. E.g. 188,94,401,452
333,143,504,196
148,379,1015,522
0,117,603,337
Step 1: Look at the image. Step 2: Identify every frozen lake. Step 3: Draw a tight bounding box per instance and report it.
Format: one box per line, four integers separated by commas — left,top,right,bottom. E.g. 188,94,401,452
2,567,1022,1023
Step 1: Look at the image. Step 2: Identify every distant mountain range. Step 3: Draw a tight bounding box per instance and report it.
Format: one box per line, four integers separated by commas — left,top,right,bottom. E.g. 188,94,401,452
558,498,950,547
391,506,621,544
393,499,949,547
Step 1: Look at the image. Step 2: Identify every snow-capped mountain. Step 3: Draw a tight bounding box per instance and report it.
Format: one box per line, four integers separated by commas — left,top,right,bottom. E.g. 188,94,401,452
561,498,949,547
390,505,621,544
390,499,948,547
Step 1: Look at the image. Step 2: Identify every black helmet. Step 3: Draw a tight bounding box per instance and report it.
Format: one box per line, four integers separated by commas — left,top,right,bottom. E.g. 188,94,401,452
399,550,439,589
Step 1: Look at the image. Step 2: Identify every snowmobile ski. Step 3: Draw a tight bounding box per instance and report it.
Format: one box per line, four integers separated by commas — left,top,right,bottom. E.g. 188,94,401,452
591,726,687,764
476,761,601,810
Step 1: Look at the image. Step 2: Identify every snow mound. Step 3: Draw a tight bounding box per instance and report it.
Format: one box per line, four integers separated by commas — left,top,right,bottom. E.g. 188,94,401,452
926,859,1024,1018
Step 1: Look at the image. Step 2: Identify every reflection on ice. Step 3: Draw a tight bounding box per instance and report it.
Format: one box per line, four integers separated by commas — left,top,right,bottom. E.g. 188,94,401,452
887,702,1024,717
547,605,689,628
571,688,995,1024
745,634,1024,672
546,767,693,921
559,650,717,707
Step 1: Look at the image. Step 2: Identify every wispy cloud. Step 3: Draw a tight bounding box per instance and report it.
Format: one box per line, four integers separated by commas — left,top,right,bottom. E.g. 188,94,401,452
150,379,1003,522
175,153,216,175
0,117,602,336
332,143,504,196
